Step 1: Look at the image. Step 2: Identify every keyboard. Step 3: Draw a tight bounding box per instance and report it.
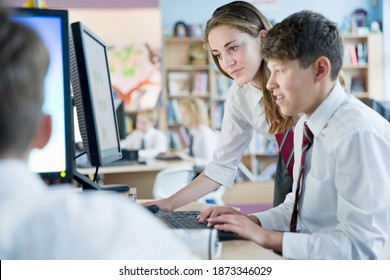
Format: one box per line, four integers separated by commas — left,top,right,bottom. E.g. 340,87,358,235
154,210,238,241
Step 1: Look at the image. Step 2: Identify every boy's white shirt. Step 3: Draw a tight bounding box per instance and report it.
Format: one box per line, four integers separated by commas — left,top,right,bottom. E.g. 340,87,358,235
0,159,197,259
255,82,390,259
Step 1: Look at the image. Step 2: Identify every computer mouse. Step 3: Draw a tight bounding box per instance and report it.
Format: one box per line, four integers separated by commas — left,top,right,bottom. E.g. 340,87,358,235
146,204,161,214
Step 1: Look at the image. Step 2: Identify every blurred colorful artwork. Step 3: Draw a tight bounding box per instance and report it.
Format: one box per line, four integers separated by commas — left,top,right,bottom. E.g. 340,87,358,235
108,42,161,112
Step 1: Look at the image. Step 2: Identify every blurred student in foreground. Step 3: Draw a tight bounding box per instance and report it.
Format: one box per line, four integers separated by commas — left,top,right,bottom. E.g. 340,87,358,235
0,5,195,260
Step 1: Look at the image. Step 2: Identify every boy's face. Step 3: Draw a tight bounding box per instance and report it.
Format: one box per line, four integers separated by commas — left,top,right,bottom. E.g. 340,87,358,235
266,59,321,117
136,114,152,133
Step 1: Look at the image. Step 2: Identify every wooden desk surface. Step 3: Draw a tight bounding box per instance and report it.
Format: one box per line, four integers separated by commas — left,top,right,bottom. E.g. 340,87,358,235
78,159,193,174
78,160,194,199
170,202,283,260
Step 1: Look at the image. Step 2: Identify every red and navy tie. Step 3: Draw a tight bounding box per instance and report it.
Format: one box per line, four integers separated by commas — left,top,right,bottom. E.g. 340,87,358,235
290,123,313,232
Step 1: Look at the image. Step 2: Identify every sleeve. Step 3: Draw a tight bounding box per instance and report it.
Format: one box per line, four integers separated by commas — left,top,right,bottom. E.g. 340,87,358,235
204,88,254,187
254,191,295,231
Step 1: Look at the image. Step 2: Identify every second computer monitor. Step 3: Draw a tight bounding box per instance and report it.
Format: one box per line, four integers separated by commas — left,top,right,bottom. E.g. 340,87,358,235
70,21,122,167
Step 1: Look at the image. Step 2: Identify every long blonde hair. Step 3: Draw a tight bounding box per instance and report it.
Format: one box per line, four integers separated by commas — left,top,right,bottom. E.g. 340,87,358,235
179,98,209,128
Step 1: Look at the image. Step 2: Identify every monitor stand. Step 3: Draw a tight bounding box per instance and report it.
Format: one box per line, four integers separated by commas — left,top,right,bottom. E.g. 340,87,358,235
73,169,129,192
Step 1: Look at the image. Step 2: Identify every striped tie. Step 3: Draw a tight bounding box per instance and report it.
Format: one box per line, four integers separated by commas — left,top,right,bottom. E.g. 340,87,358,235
275,128,294,178
290,123,313,232
140,138,146,150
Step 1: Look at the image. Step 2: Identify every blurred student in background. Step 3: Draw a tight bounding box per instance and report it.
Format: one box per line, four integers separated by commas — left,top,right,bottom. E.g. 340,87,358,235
120,110,167,161
172,98,218,174
0,5,195,260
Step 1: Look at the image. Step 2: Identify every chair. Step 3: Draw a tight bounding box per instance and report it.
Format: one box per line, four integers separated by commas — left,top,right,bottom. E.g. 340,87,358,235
152,166,195,199
152,166,225,205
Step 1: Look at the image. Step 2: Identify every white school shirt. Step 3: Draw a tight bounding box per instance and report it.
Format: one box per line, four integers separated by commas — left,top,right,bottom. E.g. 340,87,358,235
204,82,272,187
0,159,196,260
120,127,167,160
189,125,218,170
255,83,390,259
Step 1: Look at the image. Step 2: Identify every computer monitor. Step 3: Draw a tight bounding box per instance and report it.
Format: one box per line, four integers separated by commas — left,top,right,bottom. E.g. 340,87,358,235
9,8,73,182
114,99,127,140
70,21,128,191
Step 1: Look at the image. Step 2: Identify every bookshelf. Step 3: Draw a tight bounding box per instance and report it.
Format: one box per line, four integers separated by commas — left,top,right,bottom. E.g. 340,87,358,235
163,37,234,148
342,33,384,100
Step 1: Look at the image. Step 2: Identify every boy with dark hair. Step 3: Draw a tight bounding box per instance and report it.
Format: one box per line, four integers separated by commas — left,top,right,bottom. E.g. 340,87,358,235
0,6,195,260
204,10,390,259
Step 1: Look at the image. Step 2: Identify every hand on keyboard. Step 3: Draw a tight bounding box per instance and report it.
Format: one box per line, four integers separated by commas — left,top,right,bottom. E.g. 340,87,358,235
197,206,242,224
153,210,238,241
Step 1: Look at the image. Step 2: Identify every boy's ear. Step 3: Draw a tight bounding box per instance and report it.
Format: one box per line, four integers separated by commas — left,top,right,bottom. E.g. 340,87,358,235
32,114,52,149
314,56,331,82
259,29,267,41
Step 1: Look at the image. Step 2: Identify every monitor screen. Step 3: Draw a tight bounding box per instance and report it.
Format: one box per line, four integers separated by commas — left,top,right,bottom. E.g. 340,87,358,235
70,21,122,167
9,8,73,181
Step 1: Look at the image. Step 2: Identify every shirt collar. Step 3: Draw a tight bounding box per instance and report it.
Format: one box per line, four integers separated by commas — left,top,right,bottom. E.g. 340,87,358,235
306,82,348,137
246,83,264,118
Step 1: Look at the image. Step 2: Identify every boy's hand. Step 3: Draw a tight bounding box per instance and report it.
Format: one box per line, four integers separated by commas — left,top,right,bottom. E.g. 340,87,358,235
197,206,242,223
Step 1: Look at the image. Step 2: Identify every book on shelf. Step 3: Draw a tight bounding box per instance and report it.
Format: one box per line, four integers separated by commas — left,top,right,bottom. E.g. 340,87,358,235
346,43,358,65
350,75,365,94
169,128,183,149
344,42,368,66
210,102,225,130
168,72,191,96
216,74,232,98
192,72,209,96
356,42,368,65
177,126,191,148
168,127,190,150
166,99,182,124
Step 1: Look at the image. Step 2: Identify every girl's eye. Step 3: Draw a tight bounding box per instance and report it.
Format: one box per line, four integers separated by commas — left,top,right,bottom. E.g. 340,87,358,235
230,46,239,52
214,54,222,60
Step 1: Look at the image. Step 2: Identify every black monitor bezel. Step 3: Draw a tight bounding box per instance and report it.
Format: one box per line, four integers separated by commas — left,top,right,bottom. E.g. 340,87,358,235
9,8,73,182
70,21,122,167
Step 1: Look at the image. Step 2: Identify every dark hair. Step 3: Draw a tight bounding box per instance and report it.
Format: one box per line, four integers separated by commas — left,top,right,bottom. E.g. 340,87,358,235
0,10,49,155
204,1,297,134
261,10,344,81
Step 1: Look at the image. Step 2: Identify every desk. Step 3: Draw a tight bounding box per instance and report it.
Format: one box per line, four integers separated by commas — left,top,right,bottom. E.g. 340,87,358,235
78,160,193,199
176,202,283,260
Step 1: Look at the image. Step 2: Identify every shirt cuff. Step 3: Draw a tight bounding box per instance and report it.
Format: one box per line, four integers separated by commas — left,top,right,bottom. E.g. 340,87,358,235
204,161,236,187
282,232,309,259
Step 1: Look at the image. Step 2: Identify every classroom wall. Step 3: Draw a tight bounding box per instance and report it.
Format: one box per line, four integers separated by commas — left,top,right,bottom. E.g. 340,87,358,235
3,0,159,8
160,0,382,36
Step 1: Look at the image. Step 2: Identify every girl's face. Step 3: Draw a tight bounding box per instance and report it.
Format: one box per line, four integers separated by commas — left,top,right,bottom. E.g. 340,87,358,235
208,25,263,88
180,107,192,129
